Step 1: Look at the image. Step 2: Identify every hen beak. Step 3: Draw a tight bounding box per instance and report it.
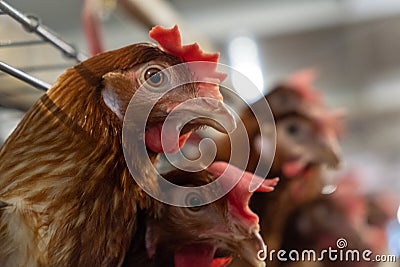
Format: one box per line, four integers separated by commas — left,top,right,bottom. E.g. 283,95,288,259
319,135,341,169
200,227,267,267
171,98,236,134
234,230,267,267
146,98,236,154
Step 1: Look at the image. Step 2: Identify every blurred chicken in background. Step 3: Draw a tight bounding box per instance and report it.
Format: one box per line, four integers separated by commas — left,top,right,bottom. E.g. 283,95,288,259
279,171,398,267
254,70,344,263
214,69,344,267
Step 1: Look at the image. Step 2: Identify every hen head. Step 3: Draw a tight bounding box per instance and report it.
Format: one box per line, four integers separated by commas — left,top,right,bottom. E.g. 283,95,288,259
144,162,279,267
255,69,345,179
48,25,235,157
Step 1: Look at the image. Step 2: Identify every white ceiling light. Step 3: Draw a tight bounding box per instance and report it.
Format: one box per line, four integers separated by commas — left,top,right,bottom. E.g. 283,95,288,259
397,205,400,224
228,36,265,103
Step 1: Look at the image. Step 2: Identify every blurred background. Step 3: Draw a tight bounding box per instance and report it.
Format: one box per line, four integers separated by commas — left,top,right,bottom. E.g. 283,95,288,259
0,0,399,261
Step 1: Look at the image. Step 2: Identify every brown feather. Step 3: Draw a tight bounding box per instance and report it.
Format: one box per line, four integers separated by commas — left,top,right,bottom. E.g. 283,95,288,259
0,43,184,266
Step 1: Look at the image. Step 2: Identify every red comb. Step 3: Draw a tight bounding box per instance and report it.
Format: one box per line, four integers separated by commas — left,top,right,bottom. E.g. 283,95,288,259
286,68,346,136
286,68,321,103
149,25,227,100
207,162,279,227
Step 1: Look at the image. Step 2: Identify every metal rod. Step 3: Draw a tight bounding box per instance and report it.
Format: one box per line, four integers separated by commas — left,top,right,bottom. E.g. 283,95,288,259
0,63,70,75
0,40,45,48
0,61,50,91
0,0,87,62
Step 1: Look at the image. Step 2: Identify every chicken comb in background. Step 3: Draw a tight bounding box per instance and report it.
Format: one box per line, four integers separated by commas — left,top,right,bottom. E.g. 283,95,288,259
267,68,346,138
150,25,226,100
288,69,346,136
125,162,278,267
285,68,322,104
82,0,105,56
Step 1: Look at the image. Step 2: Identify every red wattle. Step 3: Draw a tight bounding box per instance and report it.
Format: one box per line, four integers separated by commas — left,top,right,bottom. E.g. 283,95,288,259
145,124,192,154
282,160,306,178
174,244,216,267
211,257,233,267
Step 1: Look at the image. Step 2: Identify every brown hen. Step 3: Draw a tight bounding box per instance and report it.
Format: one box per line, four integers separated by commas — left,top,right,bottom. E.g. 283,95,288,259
0,26,235,267
215,69,344,267
123,161,279,267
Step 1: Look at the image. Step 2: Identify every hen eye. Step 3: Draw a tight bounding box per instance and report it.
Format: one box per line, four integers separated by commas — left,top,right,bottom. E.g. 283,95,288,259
286,122,300,135
185,192,203,212
144,67,164,86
